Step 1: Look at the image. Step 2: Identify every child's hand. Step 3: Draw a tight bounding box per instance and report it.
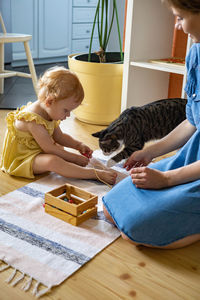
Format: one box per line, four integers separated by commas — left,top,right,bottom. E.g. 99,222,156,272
75,154,90,167
79,143,93,158
130,167,168,189
124,150,152,171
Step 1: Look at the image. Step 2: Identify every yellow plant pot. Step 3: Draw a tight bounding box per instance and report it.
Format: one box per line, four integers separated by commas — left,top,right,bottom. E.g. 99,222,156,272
68,54,123,125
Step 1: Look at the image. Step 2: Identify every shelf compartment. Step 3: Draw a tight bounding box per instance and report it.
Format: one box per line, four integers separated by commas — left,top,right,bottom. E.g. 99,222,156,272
130,61,185,75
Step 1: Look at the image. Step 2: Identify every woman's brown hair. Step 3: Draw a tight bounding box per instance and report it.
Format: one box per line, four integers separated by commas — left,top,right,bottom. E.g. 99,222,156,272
162,0,200,13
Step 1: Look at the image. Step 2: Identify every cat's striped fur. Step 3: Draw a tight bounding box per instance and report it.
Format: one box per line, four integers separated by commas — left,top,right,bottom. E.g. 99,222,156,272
92,98,187,163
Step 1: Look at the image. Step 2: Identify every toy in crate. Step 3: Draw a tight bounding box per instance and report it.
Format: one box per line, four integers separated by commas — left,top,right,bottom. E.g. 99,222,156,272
44,183,98,226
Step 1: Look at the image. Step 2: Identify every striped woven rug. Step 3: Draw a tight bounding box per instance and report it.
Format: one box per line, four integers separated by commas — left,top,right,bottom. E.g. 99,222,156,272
0,171,121,297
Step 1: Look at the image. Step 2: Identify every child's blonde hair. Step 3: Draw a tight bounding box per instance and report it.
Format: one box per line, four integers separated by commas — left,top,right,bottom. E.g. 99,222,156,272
38,66,84,103
162,0,200,13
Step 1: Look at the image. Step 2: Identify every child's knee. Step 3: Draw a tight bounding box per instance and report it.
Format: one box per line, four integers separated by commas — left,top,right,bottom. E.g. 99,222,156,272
45,154,61,167
36,154,61,172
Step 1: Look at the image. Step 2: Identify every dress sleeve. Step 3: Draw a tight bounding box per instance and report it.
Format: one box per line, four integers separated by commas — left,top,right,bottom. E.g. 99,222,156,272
16,111,51,131
184,44,198,98
184,43,200,126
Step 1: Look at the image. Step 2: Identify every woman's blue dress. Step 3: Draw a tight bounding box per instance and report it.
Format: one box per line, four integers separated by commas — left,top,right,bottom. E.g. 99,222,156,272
103,43,200,246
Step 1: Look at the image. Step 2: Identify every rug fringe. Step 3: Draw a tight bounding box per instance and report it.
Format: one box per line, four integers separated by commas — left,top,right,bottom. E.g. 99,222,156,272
0,264,10,272
0,260,50,298
32,281,40,296
11,272,25,286
32,281,51,298
35,285,51,298
21,276,33,291
6,268,17,283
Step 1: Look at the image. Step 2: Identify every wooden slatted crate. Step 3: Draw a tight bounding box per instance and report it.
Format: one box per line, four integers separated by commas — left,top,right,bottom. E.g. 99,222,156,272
44,183,98,226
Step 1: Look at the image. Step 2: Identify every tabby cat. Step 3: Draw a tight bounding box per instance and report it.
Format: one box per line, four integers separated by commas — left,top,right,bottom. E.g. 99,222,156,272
92,98,187,166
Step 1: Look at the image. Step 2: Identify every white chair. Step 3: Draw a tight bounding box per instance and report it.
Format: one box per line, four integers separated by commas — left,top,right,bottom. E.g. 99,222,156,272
0,12,38,95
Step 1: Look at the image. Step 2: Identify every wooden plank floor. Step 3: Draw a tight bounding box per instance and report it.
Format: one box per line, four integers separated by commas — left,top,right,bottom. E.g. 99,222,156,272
0,110,200,300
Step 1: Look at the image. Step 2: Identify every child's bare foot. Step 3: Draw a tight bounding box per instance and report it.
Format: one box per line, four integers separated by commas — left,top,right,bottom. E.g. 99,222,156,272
90,158,110,171
95,169,117,185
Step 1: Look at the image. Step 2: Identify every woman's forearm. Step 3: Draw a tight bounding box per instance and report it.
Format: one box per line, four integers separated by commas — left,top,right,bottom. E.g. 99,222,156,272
165,160,200,186
146,120,196,159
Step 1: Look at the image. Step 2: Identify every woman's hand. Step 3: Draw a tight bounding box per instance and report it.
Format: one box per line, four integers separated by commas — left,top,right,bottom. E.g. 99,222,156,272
130,167,169,189
124,149,153,171
78,143,93,158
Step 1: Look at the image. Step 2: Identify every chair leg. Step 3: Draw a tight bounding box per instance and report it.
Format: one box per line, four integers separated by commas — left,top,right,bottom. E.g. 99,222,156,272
0,43,4,94
23,41,38,96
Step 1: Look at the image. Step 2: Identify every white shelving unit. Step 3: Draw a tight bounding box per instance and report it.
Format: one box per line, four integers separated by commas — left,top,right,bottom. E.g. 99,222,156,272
121,0,191,111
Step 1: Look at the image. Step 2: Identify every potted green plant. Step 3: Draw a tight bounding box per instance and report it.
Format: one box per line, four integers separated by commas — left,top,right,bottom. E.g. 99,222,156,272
68,0,124,125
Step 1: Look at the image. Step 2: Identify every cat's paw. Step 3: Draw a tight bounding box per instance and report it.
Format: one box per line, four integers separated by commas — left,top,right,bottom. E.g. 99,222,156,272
106,158,117,168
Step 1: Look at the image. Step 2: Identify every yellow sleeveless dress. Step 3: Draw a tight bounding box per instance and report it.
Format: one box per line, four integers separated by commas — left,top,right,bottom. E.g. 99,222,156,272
0,103,60,178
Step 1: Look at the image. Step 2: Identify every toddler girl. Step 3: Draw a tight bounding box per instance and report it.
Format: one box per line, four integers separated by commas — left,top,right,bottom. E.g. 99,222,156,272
103,0,200,249
0,66,117,185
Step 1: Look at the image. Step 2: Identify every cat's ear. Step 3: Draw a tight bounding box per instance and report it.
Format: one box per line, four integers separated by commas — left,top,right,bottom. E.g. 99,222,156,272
92,131,102,138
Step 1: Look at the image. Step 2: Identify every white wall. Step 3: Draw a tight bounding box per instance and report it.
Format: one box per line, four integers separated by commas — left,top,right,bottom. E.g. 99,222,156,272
1,0,125,63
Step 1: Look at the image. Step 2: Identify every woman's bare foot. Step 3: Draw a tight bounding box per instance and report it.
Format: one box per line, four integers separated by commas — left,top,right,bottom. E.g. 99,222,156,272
95,169,117,185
